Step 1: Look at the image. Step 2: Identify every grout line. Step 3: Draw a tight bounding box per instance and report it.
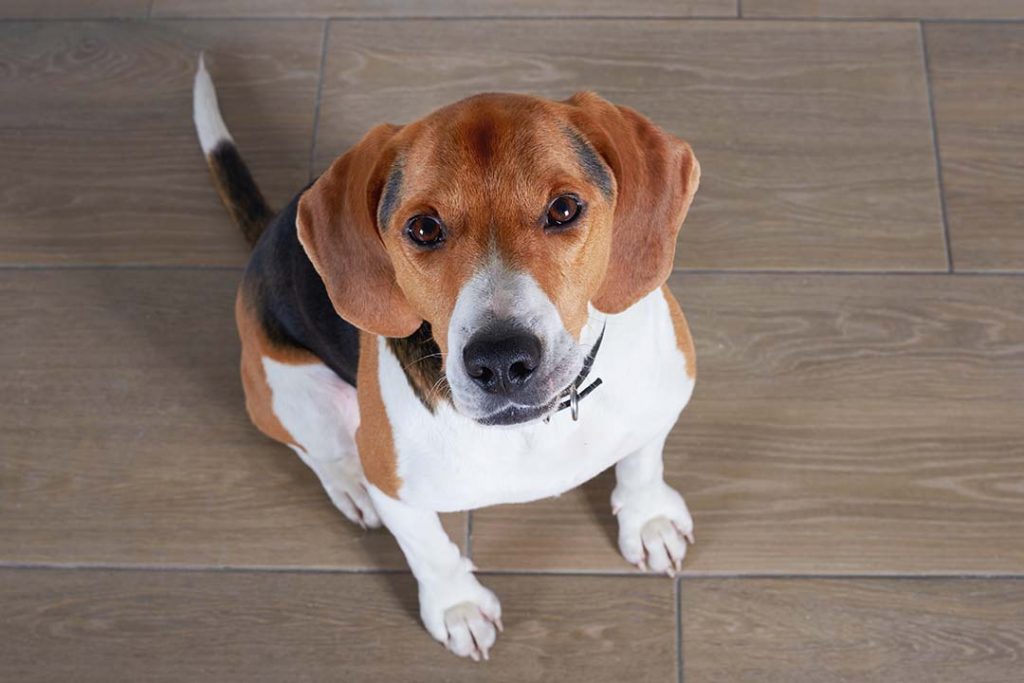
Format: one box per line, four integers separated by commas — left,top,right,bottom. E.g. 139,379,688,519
736,0,742,19
2,15,1023,24
135,14,743,22
146,0,154,20
307,20,330,182
919,21,955,273
676,576,684,683
465,511,474,559
2,561,1024,580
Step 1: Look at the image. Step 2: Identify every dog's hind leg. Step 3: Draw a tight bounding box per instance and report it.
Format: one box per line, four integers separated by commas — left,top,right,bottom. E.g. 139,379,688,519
236,291,379,528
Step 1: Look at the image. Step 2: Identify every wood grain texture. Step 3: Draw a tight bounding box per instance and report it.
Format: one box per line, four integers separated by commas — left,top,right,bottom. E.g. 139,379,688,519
470,273,1024,573
0,0,148,18
0,568,676,682
926,24,1024,271
744,0,1024,19
0,21,321,265
0,269,464,568
313,19,945,271
682,579,1024,683
151,0,736,18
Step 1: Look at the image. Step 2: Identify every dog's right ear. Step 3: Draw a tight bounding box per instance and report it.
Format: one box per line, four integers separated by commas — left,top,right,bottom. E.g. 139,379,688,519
297,124,422,338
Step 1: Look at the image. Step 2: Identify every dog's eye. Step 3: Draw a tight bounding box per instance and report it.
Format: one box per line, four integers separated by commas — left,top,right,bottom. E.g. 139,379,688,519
545,195,583,229
405,215,446,248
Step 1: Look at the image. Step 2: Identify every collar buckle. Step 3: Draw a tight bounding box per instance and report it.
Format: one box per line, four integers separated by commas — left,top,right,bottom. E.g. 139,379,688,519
548,322,606,423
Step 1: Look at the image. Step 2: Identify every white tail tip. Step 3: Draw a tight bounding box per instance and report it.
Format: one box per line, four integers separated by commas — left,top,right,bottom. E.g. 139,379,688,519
193,52,233,154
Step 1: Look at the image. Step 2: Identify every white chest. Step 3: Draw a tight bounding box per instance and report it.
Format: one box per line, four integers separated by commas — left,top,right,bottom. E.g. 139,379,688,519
378,289,695,513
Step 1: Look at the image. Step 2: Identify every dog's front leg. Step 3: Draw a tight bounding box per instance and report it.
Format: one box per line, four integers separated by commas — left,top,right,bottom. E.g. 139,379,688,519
368,487,501,660
611,430,695,575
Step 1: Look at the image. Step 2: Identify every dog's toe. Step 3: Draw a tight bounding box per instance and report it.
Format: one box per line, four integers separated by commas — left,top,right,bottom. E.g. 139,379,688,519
640,516,690,575
419,571,502,661
444,602,499,661
614,482,694,575
323,475,381,529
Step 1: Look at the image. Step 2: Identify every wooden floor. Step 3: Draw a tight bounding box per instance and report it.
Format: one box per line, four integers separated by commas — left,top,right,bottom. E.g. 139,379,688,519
1,2,1023,681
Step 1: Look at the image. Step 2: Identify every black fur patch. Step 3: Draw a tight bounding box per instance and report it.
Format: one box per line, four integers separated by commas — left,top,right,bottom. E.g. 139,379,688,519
208,141,275,246
386,322,449,412
378,161,404,231
566,128,614,200
244,186,360,387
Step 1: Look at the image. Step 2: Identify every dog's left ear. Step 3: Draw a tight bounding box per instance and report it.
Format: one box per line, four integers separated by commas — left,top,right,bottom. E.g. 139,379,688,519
296,124,422,338
567,92,701,313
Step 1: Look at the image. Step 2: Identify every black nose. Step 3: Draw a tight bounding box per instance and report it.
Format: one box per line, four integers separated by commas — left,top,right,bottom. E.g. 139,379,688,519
463,331,542,395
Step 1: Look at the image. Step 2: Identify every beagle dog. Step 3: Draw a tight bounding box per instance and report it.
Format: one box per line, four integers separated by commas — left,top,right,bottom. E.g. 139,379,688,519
194,56,699,661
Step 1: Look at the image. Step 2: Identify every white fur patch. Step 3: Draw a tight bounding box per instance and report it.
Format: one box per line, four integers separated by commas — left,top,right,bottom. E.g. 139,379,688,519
192,53,233,155
382,287,695,512
262,358,377,527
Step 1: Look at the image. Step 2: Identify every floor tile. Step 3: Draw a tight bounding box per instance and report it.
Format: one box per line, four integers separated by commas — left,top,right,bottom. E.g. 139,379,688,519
0,20,322,265
0,568,677,682
0,269,463,568
681,579,1024,682
927,24,1024,271
470,273,1024,573
314,19,945,271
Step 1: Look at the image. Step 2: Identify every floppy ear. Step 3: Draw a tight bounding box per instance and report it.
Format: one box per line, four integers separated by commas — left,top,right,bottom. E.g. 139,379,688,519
567,92,701,313
297,124,422,338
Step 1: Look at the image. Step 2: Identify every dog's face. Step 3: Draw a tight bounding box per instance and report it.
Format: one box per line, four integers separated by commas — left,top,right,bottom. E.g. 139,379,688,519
298,92,699,425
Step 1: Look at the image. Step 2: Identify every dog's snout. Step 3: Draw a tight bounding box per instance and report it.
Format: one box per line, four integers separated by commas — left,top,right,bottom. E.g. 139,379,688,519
463,330,542,396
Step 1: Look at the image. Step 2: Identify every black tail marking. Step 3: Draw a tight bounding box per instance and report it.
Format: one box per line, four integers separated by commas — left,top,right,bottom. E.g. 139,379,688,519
207,141,275,247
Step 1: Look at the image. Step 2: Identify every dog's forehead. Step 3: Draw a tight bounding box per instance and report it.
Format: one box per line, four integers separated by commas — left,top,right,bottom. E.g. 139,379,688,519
398,94,580,194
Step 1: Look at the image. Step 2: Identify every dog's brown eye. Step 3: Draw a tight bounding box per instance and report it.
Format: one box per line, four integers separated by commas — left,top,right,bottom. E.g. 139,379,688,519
545,195,583,228
406,215,445,248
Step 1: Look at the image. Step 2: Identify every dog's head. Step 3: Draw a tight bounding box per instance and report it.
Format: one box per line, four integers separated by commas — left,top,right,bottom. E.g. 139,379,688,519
298,92,699,425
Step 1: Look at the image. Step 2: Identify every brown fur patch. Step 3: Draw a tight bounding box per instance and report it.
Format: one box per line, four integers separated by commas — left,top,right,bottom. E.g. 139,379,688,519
355,332,402,499
235,287,314,449
385,322,449,412
661,284,697,379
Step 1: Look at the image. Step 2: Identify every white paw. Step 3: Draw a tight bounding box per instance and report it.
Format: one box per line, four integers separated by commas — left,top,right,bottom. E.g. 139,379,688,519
418,561,503,661
305,453,381,529
612,482,694,576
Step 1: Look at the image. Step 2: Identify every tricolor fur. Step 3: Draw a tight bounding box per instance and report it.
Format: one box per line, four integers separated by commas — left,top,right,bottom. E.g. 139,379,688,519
195,55,700,661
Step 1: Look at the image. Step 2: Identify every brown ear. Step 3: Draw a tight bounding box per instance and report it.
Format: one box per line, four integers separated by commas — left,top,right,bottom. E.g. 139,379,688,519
297,124,422,338
567,92,701,313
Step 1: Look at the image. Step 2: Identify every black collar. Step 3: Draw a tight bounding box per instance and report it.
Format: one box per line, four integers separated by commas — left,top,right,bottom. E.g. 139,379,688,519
549,322,606,422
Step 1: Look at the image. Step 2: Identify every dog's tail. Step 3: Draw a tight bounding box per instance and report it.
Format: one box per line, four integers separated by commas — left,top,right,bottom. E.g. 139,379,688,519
193,54,274,247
